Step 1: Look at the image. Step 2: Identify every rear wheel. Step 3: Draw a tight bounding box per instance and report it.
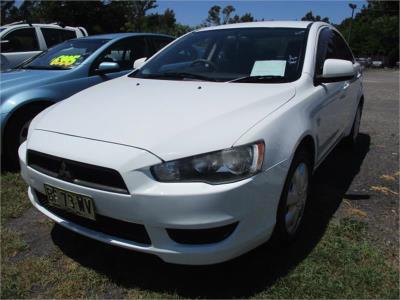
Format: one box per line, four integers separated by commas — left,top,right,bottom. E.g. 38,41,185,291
274,148,312,243
3,103,51,169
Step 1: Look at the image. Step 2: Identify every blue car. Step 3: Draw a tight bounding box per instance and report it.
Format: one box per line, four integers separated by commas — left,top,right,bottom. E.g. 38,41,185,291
1,32,174,166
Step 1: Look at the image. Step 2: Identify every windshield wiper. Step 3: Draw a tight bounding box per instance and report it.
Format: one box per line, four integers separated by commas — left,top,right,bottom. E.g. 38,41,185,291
228,75,286,83
145,72,217,82
21,65,69,70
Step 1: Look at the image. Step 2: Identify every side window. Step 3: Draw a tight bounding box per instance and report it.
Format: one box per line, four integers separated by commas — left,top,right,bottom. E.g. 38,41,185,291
315,28,354,76
1,28,39,52
95,37,149,70
151,37,173,54
42,28,77,48
332,31,354,62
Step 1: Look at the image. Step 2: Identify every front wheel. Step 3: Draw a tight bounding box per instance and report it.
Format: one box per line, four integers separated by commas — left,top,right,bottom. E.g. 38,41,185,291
274,148,312,243
3,104,50,169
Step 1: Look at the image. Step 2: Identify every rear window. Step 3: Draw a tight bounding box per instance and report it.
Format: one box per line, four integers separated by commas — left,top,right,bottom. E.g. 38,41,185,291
41,28,77,48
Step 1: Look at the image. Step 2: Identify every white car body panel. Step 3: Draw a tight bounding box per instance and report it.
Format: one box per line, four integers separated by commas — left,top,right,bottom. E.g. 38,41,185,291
19,21,364,265
34,77,296,161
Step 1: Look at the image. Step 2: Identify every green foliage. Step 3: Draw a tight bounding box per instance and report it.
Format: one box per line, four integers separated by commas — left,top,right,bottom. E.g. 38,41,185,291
336,1,399,65
301,10,330,23
205,4,254,26
0,0,190,37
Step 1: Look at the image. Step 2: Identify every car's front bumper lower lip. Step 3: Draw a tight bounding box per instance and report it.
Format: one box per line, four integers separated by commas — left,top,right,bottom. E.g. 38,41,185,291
19,132,289,265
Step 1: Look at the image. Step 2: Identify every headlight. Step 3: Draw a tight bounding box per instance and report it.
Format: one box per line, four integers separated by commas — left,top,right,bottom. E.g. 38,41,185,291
151,141,265,184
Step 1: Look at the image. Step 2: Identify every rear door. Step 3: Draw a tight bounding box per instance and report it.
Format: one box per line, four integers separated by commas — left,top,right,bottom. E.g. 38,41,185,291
1,27,42,68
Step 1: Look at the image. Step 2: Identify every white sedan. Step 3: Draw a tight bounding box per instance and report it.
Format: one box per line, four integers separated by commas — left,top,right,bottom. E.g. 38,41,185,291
19,21,364,265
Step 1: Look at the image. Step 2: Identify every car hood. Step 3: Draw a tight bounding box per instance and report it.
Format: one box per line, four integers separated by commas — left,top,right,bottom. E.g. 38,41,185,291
1,69,70,96
35,76,296,161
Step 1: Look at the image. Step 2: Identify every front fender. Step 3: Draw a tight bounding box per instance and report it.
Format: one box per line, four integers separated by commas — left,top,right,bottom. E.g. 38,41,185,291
233,94,317,173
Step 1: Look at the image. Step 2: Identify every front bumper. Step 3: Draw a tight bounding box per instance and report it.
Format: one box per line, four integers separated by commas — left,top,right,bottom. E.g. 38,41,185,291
20,131,289,265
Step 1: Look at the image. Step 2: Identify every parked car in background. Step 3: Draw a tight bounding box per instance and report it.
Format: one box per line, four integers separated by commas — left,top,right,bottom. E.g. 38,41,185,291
371,60,384,68
19,21,363,265
356,57,370,68
1,32,174,166
0,22,88,70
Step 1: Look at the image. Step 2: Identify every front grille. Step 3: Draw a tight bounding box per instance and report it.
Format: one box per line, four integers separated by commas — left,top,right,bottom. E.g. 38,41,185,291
35,190,151,245
27,150,129,194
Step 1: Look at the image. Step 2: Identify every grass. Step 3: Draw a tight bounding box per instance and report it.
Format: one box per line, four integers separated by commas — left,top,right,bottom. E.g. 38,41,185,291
1,173,31,225
1,174,399,298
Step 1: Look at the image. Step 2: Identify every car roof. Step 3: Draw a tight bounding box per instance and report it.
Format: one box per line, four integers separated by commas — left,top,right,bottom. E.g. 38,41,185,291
81,32,174,40
196,21,314,32
0,23,79,30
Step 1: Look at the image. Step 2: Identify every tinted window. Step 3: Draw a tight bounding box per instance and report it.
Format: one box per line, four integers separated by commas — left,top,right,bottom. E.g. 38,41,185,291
95,37,149,70
1,28,39,52
152,37,173,52
332,31,354,62
42,28,77,48
20,38,109,70
132,28,308,83
315,28,354,76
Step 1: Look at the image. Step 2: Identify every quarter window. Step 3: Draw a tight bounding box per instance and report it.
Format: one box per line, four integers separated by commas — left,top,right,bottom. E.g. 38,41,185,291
1,28,39,52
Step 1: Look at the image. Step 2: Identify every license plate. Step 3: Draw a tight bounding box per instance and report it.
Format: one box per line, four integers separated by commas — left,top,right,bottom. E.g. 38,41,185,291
44,184,96,220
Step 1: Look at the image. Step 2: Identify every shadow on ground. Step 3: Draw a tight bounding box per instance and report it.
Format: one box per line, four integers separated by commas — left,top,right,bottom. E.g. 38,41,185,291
51,134,370,298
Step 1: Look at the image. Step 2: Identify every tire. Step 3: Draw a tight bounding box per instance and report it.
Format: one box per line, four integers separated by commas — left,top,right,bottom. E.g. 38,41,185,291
343,104,363,148
3,104,50,169
273,148,312,243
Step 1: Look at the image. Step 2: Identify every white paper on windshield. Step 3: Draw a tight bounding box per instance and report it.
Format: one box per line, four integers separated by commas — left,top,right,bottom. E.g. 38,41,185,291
250,60,286,77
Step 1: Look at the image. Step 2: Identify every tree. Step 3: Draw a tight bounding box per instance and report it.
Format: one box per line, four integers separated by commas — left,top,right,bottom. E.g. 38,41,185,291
336,0,399,65
239,13,254,23
222,5,235,24
205,4,254,25
301,10,330,23
1,0,15,25
206,5,221,26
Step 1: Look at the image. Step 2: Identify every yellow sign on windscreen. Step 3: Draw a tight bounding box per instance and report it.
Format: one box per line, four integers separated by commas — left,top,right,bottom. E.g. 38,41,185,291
50,55,81,67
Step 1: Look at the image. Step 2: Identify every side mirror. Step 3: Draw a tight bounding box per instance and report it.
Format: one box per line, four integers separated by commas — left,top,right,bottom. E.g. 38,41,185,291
316,59,355,84
133,57,147,69
96,61,120,74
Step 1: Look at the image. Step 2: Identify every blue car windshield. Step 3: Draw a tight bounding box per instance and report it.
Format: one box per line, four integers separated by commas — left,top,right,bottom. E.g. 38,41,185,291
131,28,309,83
20,38,110,70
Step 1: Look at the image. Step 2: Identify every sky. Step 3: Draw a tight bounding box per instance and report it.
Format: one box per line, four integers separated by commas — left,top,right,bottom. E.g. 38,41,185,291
14,0,368,26
151,0,368,26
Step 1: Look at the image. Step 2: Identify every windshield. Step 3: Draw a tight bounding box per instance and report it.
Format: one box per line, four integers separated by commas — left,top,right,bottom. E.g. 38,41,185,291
20,38,109,70
131,28,308,83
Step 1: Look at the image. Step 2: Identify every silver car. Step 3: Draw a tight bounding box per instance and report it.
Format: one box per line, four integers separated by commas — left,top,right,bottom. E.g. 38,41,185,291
0,22,87,70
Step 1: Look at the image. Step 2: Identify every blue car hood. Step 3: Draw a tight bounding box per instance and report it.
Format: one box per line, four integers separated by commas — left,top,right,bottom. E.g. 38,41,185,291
1,69,70,96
